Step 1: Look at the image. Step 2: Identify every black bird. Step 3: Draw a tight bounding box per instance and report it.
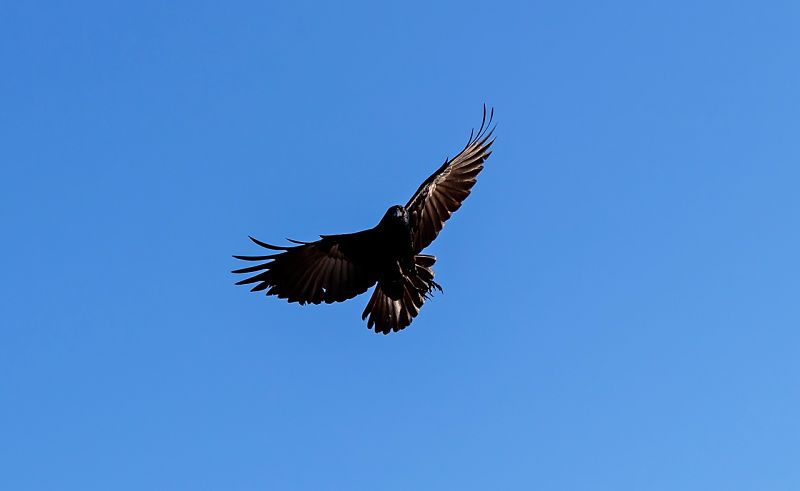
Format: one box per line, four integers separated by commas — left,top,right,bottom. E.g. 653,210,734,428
233,107,495,334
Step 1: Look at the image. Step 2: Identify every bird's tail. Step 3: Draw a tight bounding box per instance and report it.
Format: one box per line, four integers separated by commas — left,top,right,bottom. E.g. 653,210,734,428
362,255,442,335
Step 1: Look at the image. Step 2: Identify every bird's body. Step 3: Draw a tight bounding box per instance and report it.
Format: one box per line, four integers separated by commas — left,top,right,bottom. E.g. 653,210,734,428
233,107,495,334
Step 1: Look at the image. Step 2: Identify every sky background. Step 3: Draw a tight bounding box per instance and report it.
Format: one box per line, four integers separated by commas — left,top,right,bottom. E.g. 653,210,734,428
2,1,800,489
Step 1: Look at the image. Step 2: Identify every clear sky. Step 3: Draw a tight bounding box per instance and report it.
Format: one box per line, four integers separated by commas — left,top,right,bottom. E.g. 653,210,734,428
2,1,799,490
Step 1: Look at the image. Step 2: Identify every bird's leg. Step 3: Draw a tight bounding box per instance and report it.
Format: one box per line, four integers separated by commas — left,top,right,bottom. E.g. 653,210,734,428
400,255,416,275
381,260,406,300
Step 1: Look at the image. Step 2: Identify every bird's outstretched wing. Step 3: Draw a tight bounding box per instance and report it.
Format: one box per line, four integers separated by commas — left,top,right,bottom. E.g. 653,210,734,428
406,106,495,253
232,232,378,305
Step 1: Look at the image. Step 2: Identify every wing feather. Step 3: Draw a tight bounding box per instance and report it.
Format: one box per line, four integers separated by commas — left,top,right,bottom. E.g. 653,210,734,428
232,231,378,305
406,106,495,253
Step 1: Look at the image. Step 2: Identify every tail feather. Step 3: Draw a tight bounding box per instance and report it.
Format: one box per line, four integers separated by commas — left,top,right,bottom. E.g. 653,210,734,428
361,255,442,334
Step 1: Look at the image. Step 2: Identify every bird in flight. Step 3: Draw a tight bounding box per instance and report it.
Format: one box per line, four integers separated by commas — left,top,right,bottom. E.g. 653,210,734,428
233,106,495,334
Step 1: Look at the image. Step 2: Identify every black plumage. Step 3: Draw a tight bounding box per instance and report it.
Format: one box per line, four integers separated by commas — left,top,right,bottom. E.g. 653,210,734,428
233,107,495,334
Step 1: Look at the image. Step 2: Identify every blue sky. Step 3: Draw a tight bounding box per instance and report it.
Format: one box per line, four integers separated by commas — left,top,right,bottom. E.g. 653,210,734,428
2,1,799,489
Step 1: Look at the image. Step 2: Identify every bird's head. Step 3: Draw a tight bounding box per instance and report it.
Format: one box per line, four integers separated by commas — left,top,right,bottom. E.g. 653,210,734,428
381,205,408,225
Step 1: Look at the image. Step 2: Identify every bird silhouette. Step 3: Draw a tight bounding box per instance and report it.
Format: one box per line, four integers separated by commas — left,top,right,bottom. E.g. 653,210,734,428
233,107,495,334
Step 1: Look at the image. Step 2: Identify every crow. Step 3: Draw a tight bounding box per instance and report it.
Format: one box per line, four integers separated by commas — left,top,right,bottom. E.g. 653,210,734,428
232,107,495,334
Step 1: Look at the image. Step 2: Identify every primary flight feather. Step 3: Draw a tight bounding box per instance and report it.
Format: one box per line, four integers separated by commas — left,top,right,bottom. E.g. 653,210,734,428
233,106,495,334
